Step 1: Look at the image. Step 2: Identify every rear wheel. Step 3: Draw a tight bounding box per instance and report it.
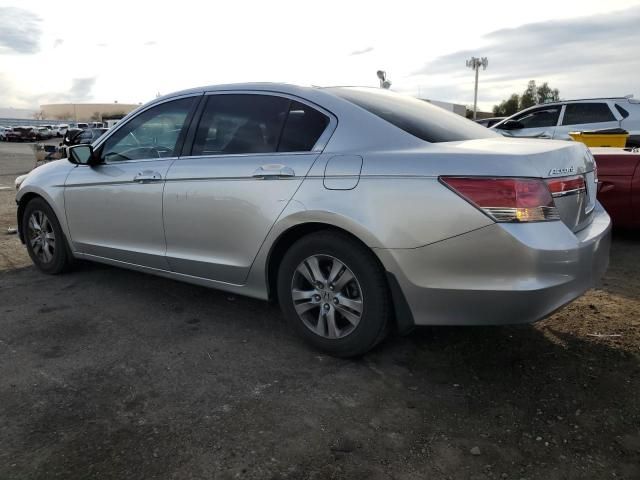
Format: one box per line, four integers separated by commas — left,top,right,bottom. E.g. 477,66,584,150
23,198,72,274
277,231,390,357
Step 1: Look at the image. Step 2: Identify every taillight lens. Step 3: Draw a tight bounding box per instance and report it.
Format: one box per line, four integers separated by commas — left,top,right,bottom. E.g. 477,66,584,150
545,175,586,197
440,176,560,222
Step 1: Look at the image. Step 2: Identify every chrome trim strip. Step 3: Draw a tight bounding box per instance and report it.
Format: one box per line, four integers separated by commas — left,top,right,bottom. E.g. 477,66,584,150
551,187,586,198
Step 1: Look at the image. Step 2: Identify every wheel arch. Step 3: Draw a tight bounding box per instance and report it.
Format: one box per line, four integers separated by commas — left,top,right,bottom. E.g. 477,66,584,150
264,221,414,334
16,192,45,244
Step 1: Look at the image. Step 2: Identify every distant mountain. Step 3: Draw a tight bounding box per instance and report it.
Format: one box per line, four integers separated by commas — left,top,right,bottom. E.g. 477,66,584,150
0,107,37,119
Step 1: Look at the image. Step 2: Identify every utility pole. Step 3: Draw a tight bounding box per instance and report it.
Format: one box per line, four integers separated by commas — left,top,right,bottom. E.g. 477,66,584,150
376,70,392,89
465,57,488,120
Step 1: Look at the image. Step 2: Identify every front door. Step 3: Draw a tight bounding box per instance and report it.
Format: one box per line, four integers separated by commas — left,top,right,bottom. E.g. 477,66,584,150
64,96,198,269
497,105,562,139
163,93,333,284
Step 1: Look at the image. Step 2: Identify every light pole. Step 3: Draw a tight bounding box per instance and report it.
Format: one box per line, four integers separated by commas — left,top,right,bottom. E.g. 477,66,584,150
466,57,488,120
376,70,392,89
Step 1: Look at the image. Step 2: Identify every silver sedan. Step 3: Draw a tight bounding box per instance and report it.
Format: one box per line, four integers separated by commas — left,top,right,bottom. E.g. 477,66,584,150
15,84,611,356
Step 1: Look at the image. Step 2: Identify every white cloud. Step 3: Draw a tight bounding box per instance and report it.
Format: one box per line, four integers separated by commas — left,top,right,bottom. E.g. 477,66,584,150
0,7,42,54
408,5,640,109
0,0,639,110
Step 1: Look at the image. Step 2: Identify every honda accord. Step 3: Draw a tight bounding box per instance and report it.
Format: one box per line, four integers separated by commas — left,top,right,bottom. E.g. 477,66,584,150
16,84,611,356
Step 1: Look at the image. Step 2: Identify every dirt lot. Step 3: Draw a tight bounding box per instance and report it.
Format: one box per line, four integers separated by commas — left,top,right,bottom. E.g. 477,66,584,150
0,141,638,480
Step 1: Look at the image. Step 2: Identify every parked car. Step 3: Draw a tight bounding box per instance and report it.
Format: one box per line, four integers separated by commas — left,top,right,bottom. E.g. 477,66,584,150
55,124,69,137
475,117,505,128
492,97,640,148
6,126,37,142
15,84,611,356
61,128,82,146
592,147,640,229
62,127,108,147
5,127,20,142
0,126,8,141
36,127,52,140
76,122,89,129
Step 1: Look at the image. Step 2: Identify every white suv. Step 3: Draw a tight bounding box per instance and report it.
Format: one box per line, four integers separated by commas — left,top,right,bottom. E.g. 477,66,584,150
492,97,640,148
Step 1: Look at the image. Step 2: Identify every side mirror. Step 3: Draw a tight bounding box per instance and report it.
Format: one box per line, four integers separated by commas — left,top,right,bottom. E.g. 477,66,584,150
496,119,524,131
68,144,99,166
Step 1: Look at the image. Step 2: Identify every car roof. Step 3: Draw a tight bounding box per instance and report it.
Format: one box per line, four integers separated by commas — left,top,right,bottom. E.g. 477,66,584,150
151,82,374,111
528,97,638,107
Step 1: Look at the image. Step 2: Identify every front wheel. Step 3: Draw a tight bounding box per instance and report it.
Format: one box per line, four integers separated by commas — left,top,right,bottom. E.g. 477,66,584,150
277,231,390,357
22,198,73,274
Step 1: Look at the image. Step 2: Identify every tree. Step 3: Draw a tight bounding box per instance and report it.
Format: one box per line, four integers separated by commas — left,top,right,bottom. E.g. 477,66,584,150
520,80,537,110
493,94,521,116
493,80,561,115
32,110,45,120
537,82,560,104
465,106,475,119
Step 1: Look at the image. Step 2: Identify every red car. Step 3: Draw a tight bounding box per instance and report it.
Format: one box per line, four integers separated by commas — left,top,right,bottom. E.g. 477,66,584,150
592,147,640,228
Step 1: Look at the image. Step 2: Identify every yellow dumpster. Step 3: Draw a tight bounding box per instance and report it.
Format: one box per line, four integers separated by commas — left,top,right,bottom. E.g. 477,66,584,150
569,128,629,148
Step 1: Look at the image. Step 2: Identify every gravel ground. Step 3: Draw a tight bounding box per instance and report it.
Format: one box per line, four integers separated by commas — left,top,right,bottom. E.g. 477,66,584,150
0,141,638,480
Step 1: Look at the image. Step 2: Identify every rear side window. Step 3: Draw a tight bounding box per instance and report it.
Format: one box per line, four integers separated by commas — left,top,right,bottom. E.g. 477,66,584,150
329,87,497,143
562,103,616,125
615,104,630,118
278,101,329,152
514,107,561,128
192,95,329,156
193,94,289,156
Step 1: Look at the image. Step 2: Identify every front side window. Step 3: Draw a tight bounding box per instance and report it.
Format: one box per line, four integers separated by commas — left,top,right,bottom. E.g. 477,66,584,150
562,103,616,125
514,106,561,128
192,94,292,156
100,97,194,162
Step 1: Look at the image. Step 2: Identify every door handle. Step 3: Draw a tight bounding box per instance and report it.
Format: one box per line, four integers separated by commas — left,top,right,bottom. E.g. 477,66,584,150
134,171,163,183
252,164,295,179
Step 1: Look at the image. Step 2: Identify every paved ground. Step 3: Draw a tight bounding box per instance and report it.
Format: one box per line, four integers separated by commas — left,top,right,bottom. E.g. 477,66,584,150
0,141,638,480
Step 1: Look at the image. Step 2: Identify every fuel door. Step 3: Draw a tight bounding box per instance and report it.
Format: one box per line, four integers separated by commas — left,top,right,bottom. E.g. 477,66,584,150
323,155,363,190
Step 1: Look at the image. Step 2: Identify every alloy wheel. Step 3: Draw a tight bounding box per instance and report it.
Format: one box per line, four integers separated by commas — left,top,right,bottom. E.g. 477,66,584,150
291,255,364,339
27,210,56,264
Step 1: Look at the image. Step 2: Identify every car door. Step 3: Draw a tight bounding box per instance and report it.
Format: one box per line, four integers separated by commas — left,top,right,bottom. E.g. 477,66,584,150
64,95,198,269
496,105,562,139
553,102,619,140
163,92,335,284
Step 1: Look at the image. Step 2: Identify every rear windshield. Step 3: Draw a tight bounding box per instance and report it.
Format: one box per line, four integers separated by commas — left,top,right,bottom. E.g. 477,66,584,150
328,87,498,143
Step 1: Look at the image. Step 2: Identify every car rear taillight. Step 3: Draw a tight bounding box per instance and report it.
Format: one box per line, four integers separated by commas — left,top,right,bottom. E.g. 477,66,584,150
545,175,586,198
440,177,560,222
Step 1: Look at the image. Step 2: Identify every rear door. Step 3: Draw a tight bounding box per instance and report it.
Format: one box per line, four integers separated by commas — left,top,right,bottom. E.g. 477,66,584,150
554,102,619,140
163,92,335,284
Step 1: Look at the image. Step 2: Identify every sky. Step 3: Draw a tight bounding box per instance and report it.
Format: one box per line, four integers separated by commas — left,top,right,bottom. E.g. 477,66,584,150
1,0,639,112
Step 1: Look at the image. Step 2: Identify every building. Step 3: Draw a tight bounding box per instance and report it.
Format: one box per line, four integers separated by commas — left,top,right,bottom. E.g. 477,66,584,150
419,98,466,116
40,102,140,122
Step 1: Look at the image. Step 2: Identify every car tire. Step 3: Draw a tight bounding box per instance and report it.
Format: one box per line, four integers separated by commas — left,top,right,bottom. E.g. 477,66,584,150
277,230,390,357
22,198,73,274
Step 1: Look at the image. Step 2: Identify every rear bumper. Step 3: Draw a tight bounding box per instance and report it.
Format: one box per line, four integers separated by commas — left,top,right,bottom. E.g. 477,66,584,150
376,203,611,326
